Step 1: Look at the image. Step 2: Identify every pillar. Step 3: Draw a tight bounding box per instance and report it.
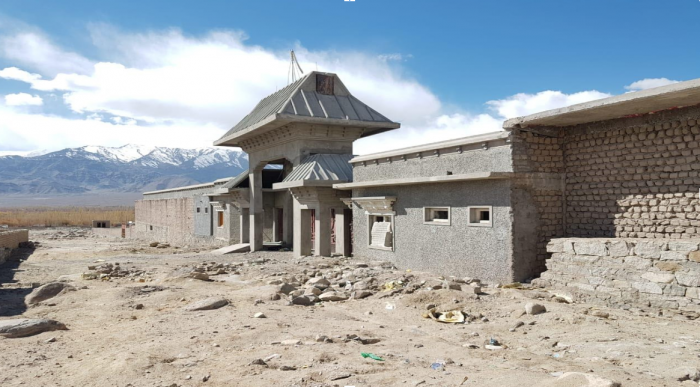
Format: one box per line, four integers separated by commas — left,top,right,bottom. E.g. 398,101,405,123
282,161,294,246
293,200,312,257
249,166,264,252
335,208,352,257
239,207,249,244
271,208,281,243
314,204,331,257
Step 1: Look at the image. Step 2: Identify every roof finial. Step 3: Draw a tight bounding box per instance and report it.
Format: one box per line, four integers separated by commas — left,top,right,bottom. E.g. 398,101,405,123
288,50,304,85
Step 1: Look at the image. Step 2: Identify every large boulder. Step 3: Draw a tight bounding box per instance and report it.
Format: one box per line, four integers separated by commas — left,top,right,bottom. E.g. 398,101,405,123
26,282,76,305
0,319,68,338
184,297,228,311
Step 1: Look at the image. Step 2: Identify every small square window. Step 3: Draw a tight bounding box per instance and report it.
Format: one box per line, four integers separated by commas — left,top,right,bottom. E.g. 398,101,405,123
424,207,451,226
149,225,153,231
205,207,208,214
196,207,201,213
468,206,493,227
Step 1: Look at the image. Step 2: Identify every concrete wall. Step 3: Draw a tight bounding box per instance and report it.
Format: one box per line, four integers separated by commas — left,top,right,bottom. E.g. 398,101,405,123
0,229,29,249
194,196,213,237
135,198,225,247
537,238,700,318
352,180,515,283
352,143,513,182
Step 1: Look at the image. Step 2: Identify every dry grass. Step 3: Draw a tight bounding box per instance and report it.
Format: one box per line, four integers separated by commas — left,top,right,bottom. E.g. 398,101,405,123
0,207,134,227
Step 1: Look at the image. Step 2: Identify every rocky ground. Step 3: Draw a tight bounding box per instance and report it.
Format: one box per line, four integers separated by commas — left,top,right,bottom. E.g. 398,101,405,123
1,229,700,387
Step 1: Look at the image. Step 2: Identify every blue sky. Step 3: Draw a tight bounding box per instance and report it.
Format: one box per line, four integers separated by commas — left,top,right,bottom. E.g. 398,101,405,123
0,0,697,154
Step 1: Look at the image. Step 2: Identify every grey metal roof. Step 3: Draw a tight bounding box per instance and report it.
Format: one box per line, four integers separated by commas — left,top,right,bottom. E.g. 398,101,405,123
282,154,354,183
215,72,400,146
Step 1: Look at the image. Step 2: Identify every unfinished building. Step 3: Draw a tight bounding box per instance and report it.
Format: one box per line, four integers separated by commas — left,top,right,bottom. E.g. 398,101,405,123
136,73,700,292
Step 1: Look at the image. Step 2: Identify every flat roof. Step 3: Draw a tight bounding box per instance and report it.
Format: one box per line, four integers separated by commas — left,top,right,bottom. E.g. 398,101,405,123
143,177,232,196
350,131,509,164
503,78,700,129
333,172,513,190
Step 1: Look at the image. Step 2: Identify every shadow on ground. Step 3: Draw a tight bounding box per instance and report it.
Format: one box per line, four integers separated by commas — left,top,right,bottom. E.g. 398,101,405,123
0,246,36,317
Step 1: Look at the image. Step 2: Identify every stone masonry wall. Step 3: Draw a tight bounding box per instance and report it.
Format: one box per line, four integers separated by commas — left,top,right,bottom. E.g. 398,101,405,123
0,229,29,249
563,105,700,238
135,198,224,247
511,129,565,274
536,237,700,318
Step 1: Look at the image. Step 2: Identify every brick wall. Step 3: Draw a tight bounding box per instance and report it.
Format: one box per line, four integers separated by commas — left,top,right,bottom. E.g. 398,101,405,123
536,238,700,318
0,229,29,249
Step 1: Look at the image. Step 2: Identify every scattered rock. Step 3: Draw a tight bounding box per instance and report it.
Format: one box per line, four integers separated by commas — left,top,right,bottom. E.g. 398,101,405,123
278,283,297,295
26,282,76,305
281,339,302,346
189,272,210,281
184,297,228,311
0,318,68,338
525,302,546,315
291,296,312,306
269,293,281,301
542,372,620,387
253,312,266,318
591,310,610,319
135,303,144,310
250,359,267,366
319,291,348,302
149,242,159,247
669,366,700,382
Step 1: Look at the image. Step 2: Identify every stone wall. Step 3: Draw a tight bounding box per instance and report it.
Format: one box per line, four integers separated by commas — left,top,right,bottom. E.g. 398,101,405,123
0,229,29,249
134,198,225,247
562,105,700,239
536,237,700,317
0,229,29,265
511,129,566,275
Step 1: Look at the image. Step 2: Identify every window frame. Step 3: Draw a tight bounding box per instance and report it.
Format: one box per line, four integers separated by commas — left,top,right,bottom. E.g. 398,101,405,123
423,206,451,226
217,211,224,228
467,206,493,228
367,212,395,252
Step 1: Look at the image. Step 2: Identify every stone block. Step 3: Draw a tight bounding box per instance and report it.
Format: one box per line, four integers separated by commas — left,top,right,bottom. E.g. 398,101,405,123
656,262,682,272
623,256,653,270
641,272,676,284
689,251,700,263
664,284,687,297
546,240,565,253
687,288,700,299
668,241,700,252
574,240,608,256
632,281,664,295
607,240,630,257
660,251,689,261
676,273,700,287
634,240,667,259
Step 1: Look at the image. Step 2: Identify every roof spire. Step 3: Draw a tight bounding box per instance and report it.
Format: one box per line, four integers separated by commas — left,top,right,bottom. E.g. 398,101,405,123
287,50,304,85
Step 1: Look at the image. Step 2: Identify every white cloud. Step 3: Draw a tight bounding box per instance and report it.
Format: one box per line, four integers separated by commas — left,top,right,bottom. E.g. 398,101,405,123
4,92,43,106
625,78,679,92
486,90,612,119
0,67,41,83
0,32,94,76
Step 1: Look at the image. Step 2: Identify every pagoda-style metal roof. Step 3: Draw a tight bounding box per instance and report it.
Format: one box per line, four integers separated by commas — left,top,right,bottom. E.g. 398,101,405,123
214,71,400,147
272,153,354,190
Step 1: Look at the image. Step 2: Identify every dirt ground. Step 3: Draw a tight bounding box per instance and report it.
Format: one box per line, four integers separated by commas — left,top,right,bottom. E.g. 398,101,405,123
1,229,699,387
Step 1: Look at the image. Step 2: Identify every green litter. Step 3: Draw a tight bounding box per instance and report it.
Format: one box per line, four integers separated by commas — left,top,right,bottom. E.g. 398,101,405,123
361,352,384,361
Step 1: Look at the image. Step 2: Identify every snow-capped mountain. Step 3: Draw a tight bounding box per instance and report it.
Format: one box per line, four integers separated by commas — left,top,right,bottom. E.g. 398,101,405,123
0,144,249,195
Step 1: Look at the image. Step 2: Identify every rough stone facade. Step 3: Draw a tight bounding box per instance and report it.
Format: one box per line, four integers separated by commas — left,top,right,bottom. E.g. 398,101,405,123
0,229,29,249
536,237,700,318
0,229,29,265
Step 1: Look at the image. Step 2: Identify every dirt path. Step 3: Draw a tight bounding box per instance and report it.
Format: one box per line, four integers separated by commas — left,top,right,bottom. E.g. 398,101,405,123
0,229,698,387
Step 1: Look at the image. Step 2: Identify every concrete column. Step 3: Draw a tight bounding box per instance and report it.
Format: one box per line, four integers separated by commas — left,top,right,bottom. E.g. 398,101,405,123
239,207,250,244
271,208,280,243
314,204,331,257
282,192,294,245
293,200,312,257
249,167,264,252
282,161,294,246
334,208,352,257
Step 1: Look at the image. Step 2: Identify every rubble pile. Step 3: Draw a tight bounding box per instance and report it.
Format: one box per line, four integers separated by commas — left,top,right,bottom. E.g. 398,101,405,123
81,262,149,281
49,229,90,240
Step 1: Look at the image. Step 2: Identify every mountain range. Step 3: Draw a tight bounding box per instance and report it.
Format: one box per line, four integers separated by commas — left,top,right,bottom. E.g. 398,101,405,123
0,144,249,195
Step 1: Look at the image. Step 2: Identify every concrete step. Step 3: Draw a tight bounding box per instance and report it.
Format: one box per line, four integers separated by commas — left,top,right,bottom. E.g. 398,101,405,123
211,243,250,255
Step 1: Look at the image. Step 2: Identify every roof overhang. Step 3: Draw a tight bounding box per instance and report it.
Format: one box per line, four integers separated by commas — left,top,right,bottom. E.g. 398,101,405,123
272,179,348,191
333,172,513,190
503,78,700,130
214,113,401,147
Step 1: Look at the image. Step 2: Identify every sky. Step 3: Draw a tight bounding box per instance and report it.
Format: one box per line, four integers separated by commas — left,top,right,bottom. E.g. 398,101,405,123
0,0,698,156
